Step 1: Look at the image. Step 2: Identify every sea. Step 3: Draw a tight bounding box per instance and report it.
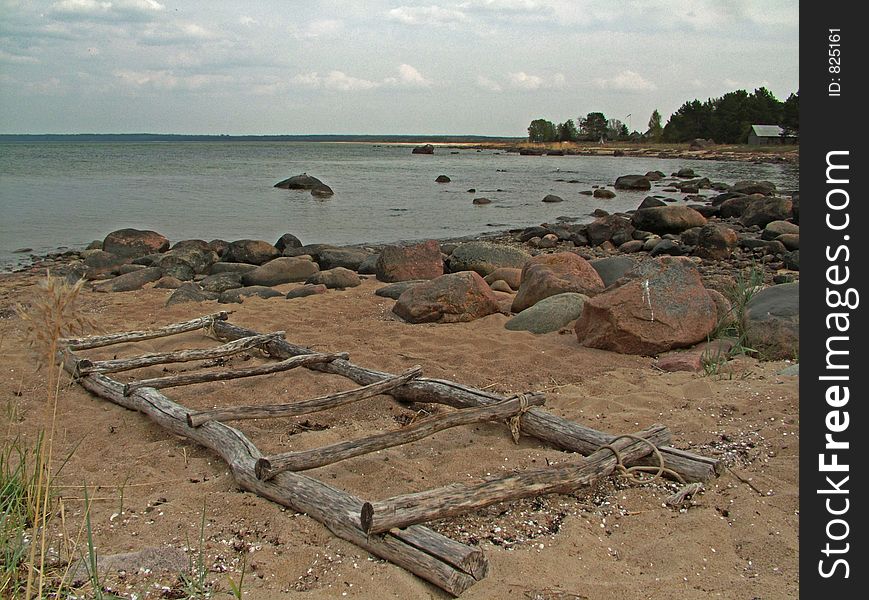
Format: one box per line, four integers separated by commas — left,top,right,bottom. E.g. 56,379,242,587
0,141,799,272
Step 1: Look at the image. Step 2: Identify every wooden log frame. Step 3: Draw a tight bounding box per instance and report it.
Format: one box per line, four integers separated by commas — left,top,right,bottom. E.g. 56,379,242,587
360,425,669,534
211,320,722,483
60,350,486,596
61,311,229,351
122,352,349,396
187,366,424,428
77,332,285,375
256,392,546,480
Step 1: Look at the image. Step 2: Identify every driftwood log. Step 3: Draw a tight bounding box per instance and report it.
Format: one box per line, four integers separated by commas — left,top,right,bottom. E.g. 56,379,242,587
61,351,484,596
187,366,423,428
61,312,228,350
77,332,284,375
211,321,721,482
360,424,670,534
122,352,348,396
256,392,545,479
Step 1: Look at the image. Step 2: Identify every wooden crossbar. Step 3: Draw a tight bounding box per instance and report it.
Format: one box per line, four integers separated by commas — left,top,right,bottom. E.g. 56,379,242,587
122,352,348,396
61,311,228,350
77,332,284,375
187,366,423,427
255,392,545,480
360,424,670,534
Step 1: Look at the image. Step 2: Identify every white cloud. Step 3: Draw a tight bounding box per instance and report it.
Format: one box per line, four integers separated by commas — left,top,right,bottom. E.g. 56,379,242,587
113,68,229,90
595,70,656,92
0,49,40,64
324,70,379,91
392,64,433,88
239,16,256,26
291,72,324,89
290,19,344,40
506,71,565,90
50,0,164,22
475,75,502,92
387,5,468,26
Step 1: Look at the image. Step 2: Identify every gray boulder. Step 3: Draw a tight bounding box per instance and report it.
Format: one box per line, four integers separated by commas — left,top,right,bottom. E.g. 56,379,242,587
286,284,327,299
218,286,284,304
92,267,163,293
744,282,799,359
102,228,170,259
375,280,426,300
165,282,219,306
223,240,280,265
505,293,587,334
274,173,325,189
631,206,707,235
242,257,320,286
317,247,373,271
589,256,638,288
614,175,651,190
739,196,793,228
200,272,244,293
306,267,361,289
446,242,530,276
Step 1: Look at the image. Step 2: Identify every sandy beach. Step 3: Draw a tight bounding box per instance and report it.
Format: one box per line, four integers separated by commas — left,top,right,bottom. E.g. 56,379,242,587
1,261,798,599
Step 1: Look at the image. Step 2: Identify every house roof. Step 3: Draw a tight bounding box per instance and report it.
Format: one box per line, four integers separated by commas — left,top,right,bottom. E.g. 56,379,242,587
751,125,784,137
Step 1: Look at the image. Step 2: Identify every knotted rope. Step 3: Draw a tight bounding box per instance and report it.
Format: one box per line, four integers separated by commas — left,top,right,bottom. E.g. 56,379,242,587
508,393,533,443
599,434,685,484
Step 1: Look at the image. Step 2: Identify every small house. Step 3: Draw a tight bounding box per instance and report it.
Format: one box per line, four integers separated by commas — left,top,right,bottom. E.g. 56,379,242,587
747,125,797,145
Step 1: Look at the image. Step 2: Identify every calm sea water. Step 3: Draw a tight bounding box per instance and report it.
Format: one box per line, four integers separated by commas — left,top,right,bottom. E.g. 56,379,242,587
0,141,798,271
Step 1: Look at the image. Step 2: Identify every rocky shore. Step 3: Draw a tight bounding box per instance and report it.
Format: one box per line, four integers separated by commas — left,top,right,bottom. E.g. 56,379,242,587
9,167,799,369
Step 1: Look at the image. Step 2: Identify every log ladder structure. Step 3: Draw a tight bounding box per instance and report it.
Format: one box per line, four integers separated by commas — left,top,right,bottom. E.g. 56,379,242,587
60,312,722,596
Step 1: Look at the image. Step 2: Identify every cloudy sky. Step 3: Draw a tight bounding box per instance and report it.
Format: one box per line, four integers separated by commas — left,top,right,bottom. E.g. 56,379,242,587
0,0,798,136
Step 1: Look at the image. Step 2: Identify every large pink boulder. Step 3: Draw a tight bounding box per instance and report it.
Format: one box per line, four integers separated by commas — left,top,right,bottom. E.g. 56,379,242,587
376,240,444,282
393,271,501,324
574,257,717,355
511,252,605,313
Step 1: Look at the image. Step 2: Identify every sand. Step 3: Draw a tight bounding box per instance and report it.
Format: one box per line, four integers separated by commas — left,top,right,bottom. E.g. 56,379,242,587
0,270,798,599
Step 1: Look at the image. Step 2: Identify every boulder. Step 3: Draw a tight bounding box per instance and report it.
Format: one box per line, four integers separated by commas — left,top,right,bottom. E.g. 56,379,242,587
153,276,184,289
776,233,799,251
376,240,444,282
512,252,605,313
473,197,492,205
152,254,194,281
505,293,587,334
585,214,634,247
483,267,522,290
306,267,361,289
435,175,451,183
644,170,665,181
542,194,564,203
283,244,338,261
783,250,799,271
649,239,687,257
694,224,739,260
739,196,793,228
241,257,320,286
274,233,303,252
358,253,380,275
638,196,667,209
655,339,736,372
83,250,129,274
311,184,334,197
200,272,244,293
446,242,530,276
574,257,718,355
744,282,799,359
208,262,258,275
412,144,434,154
593,189,616,199
675,167,696,178
631,206,707,235
223,240,280,265
102,229,170,259
731,180,776,196
374,280,426,300
707,288,735,330
589,256,638,288
614,175,651,190
762,220,799,240
208,239,230,257
165,283,218,306
618,240,644,253
317,247,373,271
537,234,559,248
218,286,284,304
718,194,756,218
393,271,501,324
489,280,513,293
92,267,163,293
286,284,327,299
274,173,325,189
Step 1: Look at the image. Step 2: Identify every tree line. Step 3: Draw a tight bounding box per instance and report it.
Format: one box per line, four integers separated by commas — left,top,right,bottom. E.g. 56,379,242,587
527,87,799,144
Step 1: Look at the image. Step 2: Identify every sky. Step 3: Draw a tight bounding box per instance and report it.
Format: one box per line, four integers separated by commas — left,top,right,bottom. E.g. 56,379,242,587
0,0,799,136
